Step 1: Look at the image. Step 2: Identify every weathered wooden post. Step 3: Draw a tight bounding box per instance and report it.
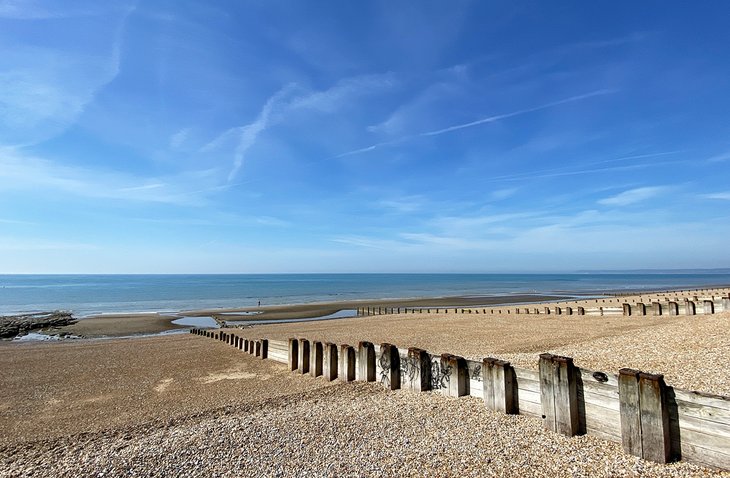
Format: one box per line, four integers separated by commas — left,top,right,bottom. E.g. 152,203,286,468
298,339,310,374
357,341,376,382
254,340,262,357
667,301,679,315
288,338,298,371
483,357,517,414
577,306,585,315
440,354,468,397
723,296,730,312
618,369,673,464
544,307,551,314
310,341,323,377
652,302,662,316
260,339,268,359
323,342,338,381
539,354,581,436
405,348,431,392
565,307,573,315
378,343,400,390
684,299,696,315
554,306,562,315
339,344,356,382
635,303,646,316
704,300,715,314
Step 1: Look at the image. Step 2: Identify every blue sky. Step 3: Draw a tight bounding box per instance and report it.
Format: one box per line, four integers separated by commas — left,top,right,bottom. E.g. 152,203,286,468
1,1,730,273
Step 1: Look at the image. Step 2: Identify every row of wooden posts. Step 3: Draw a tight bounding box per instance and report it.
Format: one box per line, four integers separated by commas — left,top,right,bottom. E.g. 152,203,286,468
191,328,269,359
357,296,730,317
190,328,694,466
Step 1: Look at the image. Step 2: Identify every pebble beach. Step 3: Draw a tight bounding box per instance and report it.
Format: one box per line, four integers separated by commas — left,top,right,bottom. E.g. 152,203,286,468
1,291,729,476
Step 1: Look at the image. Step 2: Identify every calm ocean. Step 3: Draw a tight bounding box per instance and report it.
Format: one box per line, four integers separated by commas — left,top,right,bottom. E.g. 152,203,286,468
1,273,729,316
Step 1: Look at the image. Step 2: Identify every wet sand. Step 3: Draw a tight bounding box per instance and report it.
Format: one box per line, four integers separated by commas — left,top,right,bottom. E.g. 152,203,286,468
182,294,570,319
41,293,568,337
57,313,186,337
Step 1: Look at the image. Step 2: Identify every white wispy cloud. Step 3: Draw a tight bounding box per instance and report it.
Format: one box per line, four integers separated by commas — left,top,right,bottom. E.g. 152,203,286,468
337,89,615,158
490,188,517,200
0,218,35,225
0,0,120,19
597,186,666,206
227,85,296,182
422,89,615,137
330,235,403,250
377,195,425,213
0,3,135,146
0,147,224,205
0,236,100,252
289,74,396,113
206,73,397,181
169,128,191,149
701,192,730,200
707,151,730,163
480,151,683,184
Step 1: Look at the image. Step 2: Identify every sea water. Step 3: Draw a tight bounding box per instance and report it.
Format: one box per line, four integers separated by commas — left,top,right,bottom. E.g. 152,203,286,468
1,273,729,316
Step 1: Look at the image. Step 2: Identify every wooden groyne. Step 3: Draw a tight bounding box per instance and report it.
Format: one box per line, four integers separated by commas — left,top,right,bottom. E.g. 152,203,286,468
191,326,730,471
355,288,730,317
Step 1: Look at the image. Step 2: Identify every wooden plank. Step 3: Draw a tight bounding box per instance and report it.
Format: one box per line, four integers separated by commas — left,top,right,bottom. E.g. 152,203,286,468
673,388,730,410
582,390,620,411
677,429,730,470
403,347,430,392
469,380,482,398
357,341,375,382
578,368,619,388
339,345,356,382
297,339,309,374
518,388,541,405
619,368,642,457
638,372,671,464
580,382,620,403
483,358,517,414
539,354,557,432
676,399,730,426
378,343,400,390
518,399,542,418
517,378,541,393
441,354,468,397
310,341,323,377
676,411,730,439
268,352,288,364
323,342,338,381
514,367,539,382
583,402,621,439
554,355,580,436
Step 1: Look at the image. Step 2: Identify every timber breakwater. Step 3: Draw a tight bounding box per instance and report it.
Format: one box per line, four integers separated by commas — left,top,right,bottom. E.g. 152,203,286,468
192,287,730,472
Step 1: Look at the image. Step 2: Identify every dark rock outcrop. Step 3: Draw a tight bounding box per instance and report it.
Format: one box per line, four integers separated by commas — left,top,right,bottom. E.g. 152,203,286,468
0,311,77,339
